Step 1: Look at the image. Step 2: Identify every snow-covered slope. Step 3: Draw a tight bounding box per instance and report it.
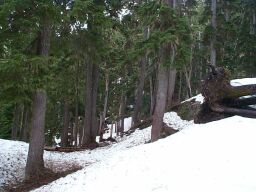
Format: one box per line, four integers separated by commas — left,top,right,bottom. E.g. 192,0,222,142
32,116,256,192
0,112,190,189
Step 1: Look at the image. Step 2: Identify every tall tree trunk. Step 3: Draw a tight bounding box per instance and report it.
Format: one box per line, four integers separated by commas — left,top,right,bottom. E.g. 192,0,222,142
83,61,99,146
151,61,169,142
132,24,149,125
166,69,176,108
184,57,193,98
74,62,79,147
110,122,113,138
25,17,51,180
178,71,182,102
250,10,256,35
11,105,20,140
149,77,155,115
151,0,175,142
83,61,93,146
61,99,69,147
119,93,126,137
79,117,83,146
132,43,147,125
210,0,217,66
99,70,109,142
20,106,29,142
25,90,47,179
91,64,99,141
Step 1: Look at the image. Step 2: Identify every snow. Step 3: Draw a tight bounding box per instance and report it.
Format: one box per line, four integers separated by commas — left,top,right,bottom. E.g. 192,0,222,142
1,113,256,192
184,93,204,104
96,117,132,141
1,77,256,192
0,112,190,190
31,116,256,192
231,78,256,87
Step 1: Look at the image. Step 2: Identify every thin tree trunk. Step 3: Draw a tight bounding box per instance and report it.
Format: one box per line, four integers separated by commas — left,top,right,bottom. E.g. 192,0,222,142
99,70,109,142
70,120,73,146
250,10,256,35
149,76,155,115
74,62,79,147
61,99,69,147
119,93,126,137
91,64,99,141
178,71,182,102
110,122,113,138
11,105,20,140
132,52,147,125
184,65,192,98
79,117,83,146
99,113,104,142
132,25,149,125
210,0,217,66
25,90,47,179
83,60,93,146
19,105,25,140
20,106,29,142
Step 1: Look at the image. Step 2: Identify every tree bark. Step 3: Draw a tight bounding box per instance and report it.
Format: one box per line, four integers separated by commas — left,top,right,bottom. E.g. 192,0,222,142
25,90,47,180
149,76,155,115
250,10,255,35
132,56,147,125
210,0,217,66
166,69,176,109
151,58,169,142
132,25,149,125
20,106,29,142
11,105,20,140
74,62,79,147
99,69,109,142
61,99,69,147
83,61,93,146
151,0,175,142
83,60,99,146
25,16,51,180
119,93,126,137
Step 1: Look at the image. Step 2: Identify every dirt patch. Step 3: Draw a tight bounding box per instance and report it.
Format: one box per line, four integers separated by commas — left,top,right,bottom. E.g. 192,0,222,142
4,166,82,192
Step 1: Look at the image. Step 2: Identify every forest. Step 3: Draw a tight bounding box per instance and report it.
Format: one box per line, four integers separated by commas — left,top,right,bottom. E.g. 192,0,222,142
0,0,256,191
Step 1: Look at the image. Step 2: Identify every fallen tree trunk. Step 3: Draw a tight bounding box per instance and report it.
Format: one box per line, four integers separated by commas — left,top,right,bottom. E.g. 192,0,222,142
196,66,256,123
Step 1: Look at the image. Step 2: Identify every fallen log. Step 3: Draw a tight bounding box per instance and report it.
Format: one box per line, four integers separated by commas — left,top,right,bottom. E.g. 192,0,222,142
44,146,85,152
196,66,256,123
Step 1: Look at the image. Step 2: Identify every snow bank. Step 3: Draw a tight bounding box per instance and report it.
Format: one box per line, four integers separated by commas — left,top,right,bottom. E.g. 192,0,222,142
0,140,28,186
33,116,256,192
0,112,189,189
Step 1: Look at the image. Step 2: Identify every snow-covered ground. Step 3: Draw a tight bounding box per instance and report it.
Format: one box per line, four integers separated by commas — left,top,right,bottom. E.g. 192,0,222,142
0,112,191,190
1,78,256,192
30,115,256,192
1,112,256,192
